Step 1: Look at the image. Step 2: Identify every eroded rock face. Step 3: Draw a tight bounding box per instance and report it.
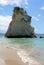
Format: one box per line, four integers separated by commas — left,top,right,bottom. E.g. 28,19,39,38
5,7,36,38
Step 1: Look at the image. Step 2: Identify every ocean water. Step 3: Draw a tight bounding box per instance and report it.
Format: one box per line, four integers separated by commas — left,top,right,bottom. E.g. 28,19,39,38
0,35,44,65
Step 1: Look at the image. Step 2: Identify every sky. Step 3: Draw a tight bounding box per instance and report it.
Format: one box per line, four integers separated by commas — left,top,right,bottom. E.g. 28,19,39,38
0,0,44,34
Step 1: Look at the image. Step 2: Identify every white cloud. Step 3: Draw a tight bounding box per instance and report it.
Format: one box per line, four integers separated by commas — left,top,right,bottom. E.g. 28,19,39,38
32,16,39,21
0,15,11,33
37,14,41,17
25,0,29,5
40,6,44,10
0,0,29,6
32,14,40,21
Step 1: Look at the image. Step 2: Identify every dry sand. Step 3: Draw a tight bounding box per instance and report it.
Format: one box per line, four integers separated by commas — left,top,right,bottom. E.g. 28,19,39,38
0,45,27,65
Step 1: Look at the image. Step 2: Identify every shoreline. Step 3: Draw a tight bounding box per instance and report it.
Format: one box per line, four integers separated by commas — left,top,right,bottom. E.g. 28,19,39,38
0,44,41,65
0,44,27,65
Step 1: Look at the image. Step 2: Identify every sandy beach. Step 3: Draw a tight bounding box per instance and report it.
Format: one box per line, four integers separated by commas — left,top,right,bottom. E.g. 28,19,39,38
0,44,41,65
0,44,27,65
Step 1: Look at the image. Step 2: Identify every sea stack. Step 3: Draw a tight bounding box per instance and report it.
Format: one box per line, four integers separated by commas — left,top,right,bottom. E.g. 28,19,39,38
5,7,36,38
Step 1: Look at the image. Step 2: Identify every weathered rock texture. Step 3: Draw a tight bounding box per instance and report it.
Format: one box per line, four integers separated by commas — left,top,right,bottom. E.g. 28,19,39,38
5,7,36,38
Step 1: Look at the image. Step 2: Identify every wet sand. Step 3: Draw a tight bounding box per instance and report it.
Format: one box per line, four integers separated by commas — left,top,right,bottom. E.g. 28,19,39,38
0,45,27,65
0,44,41,65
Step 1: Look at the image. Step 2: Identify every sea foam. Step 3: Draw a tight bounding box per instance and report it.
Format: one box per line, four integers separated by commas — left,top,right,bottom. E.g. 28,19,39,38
17,49,41,65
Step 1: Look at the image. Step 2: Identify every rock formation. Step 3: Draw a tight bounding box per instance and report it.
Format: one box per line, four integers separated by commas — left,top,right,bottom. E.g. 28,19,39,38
40,36,44,38
5,7,36,38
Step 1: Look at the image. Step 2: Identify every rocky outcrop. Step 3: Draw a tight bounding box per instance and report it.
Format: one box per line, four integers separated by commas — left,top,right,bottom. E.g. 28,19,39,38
5,7,36,38
40,36,44,38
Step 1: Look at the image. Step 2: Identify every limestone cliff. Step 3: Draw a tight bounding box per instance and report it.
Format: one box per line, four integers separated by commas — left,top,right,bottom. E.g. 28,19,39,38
5,7,36,38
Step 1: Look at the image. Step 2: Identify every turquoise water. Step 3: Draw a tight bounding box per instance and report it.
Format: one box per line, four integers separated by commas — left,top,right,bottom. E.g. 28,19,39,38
0,36,44,65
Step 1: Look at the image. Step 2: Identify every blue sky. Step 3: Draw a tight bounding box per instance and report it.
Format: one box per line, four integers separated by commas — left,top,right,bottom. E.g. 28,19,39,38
0,0,44,34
